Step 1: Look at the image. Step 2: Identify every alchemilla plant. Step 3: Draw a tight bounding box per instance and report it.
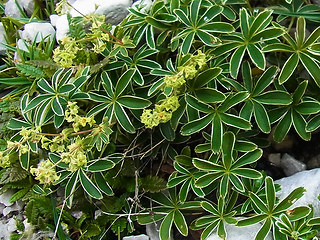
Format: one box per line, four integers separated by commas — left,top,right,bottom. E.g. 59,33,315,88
1,0,320,239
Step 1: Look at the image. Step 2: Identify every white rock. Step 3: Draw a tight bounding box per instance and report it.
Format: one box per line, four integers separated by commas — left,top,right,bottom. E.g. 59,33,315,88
3,202,22,216
69,0,97,17
123,234,149,240
4,0,34,18
0,203,5,215
280,153,306,176
0,189,15,207
275,168,320,217
50,14,70,41
206,221,273,240
0,23,7,54
71,211,83,219
7,218,17,233
132,0,153,13
20,22,55,43
0,220,12,239
146,222,162,240
95,0,132,25
16,38,29,52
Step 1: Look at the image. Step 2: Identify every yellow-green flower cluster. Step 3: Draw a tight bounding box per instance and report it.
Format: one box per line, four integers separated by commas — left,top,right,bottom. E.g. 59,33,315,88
163,50,207,92
177,50,207,80
65,102,96,132
61,137,87,172
30,160,60,185
0,152,10,168
53,37,79,67
7,141,29,155
85,14,110,54
141,96,180,128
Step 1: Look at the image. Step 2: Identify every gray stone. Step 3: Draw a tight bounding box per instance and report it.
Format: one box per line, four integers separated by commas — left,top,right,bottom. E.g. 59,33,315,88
0,203,5,216
4,0,34,18
95,0,133,25
206,220,273,240
307,154,320,169
50,14,70,41
268,153,281,167
0,189,15,207
0,219,13,239
123,234,149,240
71,211,83,219
3,201,23,216
7,218,17,233
20,22,55,43
275,168,320,217
280,153,306,176
146,222,161,240
0,23,7,55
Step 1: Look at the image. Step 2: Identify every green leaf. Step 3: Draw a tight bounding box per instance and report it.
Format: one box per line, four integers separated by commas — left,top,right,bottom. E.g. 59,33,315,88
87,160,115,172
255,218,272,240
230,45,246,78
303,26,320,48
37,79,54,93
7,119,30,130
232,168,262,179
274,187,306,213
299,52,320,87
79,168,102,199
211,114,223,153
253,101,271,133
220,113,251,130
114,103,135,133
249,192,268,213
194,67,222,89
229,174,245,192
174,210,188,236
181,114,212,135
232,149,263,168
19,152,30,170
118,96,151,109
195,88,225,103
52,97,64,116
181,31,195,54
195,172,223,188
115,69,135,97
185,94,213,113
240,8,249,38
247,44,265,70
94,172,113,196
292,110,311,141
192,158,224,171
252,66,278,95
295,101,320,115
200,22,234,33
190,0,201,25
265,177,276,211
237,214,267,226
273,110,292,142
254,91,292,105
306,114,320,132
287,206,311,221
160,211,174,240
279,53,299,84
249,10,273,36
65,171,79,208
296,17,305,47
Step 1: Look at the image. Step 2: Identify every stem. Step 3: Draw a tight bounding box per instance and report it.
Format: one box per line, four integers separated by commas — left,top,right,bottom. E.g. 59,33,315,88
66,1,123,45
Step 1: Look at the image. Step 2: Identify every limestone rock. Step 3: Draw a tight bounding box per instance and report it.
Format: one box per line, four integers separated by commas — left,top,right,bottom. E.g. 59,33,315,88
0,190,15,207
50,14,70,41
0,23,7,55
206,221,273,240
275,168,320,217
4,0,34,18
95,0,133,25
20,22,55,43
280,153,306,176
123,234,149,240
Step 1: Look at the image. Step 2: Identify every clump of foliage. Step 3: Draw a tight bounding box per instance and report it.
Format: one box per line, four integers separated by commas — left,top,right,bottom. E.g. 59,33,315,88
1,0,320,239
